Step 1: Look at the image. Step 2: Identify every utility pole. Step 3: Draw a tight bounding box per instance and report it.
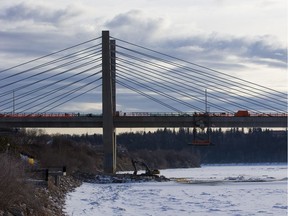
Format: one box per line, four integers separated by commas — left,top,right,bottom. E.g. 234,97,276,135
205,89,208,114
102,31,116,173
13,90,15,114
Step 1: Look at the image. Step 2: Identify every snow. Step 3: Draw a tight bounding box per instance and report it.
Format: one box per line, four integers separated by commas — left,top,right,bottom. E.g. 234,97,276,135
64,164,287,216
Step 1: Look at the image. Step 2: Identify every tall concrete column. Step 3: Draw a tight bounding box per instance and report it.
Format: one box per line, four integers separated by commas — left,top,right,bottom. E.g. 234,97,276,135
110,39,116,115
110,39,117,170
102,31,116,173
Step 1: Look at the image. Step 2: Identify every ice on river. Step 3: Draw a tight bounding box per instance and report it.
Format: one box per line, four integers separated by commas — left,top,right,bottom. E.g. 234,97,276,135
64,164,287,216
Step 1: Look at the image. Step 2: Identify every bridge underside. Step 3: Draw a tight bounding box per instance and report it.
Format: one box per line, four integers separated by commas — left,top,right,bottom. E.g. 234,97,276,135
0,116,286,128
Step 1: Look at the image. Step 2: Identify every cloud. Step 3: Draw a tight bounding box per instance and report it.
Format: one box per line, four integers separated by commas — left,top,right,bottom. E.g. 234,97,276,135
61,102,102,113
0,5,286,114
0,3,80,24
105,10,166,43
102,11,287,70
0,3,104,68
163,34,287,69
0,5,285,70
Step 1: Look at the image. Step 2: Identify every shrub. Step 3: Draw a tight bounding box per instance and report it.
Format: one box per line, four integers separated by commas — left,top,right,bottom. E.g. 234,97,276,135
0,153,26,210
0,153,44,214
36,138,102,174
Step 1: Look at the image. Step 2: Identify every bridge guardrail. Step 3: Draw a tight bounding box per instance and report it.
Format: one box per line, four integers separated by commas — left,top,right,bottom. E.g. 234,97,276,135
0,112,287,118
0,113,78,118
115,112,288,117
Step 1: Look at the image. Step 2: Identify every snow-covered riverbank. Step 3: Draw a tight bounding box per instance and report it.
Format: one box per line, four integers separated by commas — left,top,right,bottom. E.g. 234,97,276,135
64,164,287,216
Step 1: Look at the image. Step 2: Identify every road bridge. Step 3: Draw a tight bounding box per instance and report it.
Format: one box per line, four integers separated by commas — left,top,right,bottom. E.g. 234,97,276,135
0,114,286,128
0,31,287,173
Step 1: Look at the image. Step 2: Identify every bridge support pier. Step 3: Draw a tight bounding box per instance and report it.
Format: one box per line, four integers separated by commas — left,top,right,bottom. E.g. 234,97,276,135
102,30,116,173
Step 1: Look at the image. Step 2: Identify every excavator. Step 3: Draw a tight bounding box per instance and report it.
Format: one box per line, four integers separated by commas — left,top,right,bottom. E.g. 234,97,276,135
131,159,160,176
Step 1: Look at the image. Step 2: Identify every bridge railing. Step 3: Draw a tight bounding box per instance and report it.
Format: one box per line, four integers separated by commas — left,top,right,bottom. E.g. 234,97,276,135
0,112,78,118
115,111,287,117
0,112,287,118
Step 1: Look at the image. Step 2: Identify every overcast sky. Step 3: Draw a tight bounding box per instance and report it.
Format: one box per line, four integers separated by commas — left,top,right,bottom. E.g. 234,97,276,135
0,0,287,117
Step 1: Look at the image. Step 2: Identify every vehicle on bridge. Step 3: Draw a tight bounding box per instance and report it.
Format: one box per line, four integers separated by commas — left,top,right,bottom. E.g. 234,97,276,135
234,110,250,117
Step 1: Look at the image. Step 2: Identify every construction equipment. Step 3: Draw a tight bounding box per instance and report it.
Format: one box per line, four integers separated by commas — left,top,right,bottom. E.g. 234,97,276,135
191,127,212,146
190,113,213,146
131,159,160,176
191,139,211,146
234,110,250,117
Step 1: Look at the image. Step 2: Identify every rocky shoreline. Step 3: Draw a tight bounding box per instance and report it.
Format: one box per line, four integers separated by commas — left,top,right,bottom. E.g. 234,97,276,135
74,171,170,184
0,176,81,216
46,176,82,216
0,172,170,216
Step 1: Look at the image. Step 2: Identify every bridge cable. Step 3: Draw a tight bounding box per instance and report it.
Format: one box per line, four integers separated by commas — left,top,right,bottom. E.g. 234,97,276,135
115,50,286,108
117,64,258,113
0,56,102,98
116,57,283,113
0,50,102,90
112,37,285,97
0,70,102,112
117,63,245,113
116,80,183,113
0,44,102,82
115,47,286,108
16,71,102,113
117,72,204,112
40,84,102,114
0,65,102,108
23,77,102,114
0,36,102,74
115,51,286,112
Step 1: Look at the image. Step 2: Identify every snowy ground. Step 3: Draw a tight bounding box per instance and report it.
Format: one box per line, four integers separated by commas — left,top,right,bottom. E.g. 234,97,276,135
64,164,287,216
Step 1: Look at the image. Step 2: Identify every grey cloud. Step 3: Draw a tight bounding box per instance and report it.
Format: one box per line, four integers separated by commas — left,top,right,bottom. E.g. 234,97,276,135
245,40,286,63
105,10,164,43
0,7,285,114
0,29,95,63
159,35,286,68
1,8,285,70
0,3,79,24
0,31,69,66
103,11,286,70
106,10,159,29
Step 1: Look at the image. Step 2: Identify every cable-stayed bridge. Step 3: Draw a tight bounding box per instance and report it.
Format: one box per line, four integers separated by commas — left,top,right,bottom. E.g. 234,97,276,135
0,31,287,173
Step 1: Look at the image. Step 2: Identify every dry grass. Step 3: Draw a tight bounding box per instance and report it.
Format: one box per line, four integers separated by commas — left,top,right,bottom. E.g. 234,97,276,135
35,138,103,174
0,153,45,214
0,153,26,210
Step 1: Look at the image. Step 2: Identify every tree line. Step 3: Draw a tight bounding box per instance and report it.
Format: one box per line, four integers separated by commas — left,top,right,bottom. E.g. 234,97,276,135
116,128,287,164
1,127,286,166
60,127,287,164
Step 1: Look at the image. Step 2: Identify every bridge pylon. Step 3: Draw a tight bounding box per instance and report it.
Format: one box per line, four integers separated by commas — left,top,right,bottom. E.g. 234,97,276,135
102,30,116,173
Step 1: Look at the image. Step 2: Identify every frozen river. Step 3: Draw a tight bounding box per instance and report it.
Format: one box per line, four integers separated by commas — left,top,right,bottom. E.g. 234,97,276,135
64,164,287,216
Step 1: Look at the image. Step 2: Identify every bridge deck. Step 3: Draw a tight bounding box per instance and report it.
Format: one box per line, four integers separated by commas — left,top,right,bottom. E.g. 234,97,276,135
0,115,286,128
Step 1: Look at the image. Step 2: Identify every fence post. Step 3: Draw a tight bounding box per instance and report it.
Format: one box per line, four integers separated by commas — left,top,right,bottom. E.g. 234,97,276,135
55,175,60,186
